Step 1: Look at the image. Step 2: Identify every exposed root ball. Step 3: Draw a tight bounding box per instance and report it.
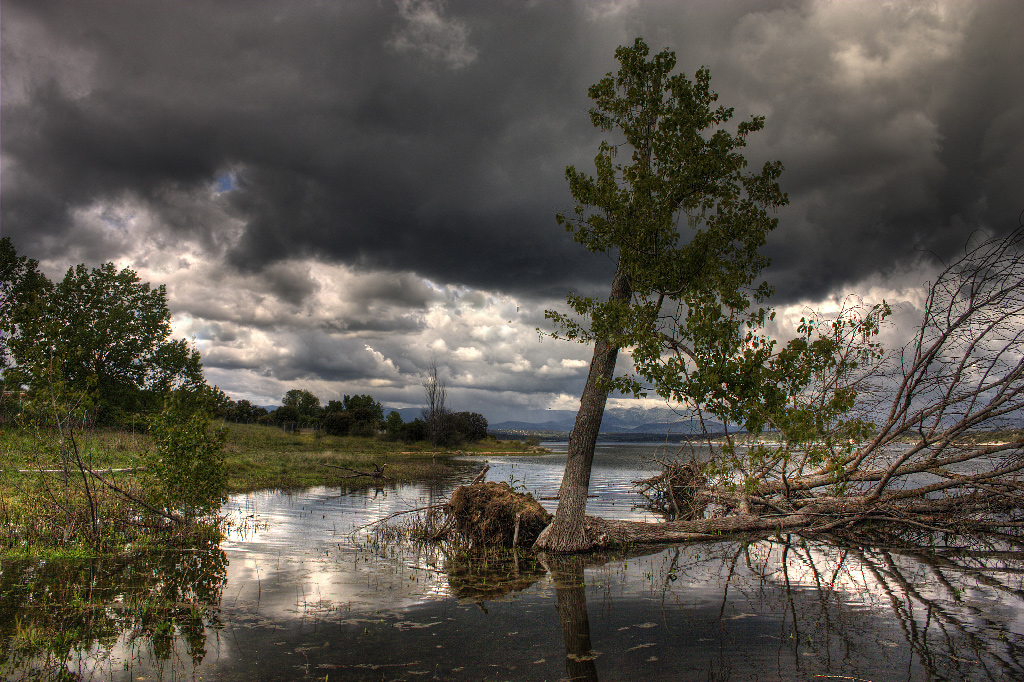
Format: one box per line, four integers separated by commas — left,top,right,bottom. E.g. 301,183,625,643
445,482,552,547
635,458,708,521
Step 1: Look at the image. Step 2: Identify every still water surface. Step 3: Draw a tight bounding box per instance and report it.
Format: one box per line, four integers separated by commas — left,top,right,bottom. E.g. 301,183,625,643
2,444,1022,681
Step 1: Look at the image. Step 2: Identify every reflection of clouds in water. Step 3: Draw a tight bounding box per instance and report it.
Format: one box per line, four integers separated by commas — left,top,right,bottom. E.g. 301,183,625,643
219,475,1024,643
89,628,205,679
220,486,463,619
205,457,1022,680
586,538,1024,677
758,540,1024,638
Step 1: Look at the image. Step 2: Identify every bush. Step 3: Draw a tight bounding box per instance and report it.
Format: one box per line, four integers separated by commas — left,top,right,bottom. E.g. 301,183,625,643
400,418,428,443
147,393,227,520
272,405,299,427
322,411,353,436
451,411,488,442
383,411,405,441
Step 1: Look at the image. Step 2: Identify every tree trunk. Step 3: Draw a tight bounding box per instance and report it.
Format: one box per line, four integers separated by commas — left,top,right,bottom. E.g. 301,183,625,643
535,264,631,552
550,555,599,682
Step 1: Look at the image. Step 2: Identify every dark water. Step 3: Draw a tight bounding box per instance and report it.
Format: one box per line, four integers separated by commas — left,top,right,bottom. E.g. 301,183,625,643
2,445,1022,681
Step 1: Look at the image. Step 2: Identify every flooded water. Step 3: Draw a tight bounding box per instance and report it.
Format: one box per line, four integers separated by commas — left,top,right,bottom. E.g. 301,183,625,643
2,444,1022,681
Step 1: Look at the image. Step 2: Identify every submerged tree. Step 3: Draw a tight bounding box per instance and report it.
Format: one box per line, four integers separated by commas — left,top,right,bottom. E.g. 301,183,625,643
591,227,1024,545
535,38,787,551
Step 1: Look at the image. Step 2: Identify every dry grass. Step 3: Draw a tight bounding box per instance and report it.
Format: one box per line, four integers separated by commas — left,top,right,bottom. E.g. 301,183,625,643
444,482,552,547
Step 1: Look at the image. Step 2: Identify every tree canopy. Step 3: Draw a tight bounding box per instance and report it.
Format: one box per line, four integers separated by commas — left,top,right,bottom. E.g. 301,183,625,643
282,388,321,419
548,38,787,417
1,240,206,424
0,237,50,381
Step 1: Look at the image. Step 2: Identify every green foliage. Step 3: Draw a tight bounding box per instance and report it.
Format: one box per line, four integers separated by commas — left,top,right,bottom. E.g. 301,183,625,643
547,38,788,431
343,394,385,425
3,252,206,425
147,391,227,519
383,410,405,440
272,404,300,426
0,238,51,383
763,301,889,488
282,388,321,420
398,417,429,444
322,410,354,436
276,391,385,435
450,411,488,443
216,398,269,423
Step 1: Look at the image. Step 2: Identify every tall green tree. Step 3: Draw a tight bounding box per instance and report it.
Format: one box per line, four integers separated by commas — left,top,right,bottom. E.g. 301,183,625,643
282,388,321,420
535,39,787,552
0,238,51,383
343,394,384,422
7,261,205,424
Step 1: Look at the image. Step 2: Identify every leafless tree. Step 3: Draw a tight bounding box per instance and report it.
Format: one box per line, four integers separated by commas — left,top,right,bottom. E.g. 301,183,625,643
423,361,451,450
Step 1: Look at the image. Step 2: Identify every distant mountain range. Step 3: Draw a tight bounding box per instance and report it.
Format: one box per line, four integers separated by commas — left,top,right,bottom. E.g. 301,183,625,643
487,407,725,435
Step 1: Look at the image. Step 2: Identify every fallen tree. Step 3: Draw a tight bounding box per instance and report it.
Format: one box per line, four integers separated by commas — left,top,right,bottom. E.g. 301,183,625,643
570,227,1024,548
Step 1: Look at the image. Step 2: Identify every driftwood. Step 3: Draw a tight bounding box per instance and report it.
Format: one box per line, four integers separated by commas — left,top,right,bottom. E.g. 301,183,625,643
634,457,706,520
321,462,390,480
470,464,490,484
14,467,147,474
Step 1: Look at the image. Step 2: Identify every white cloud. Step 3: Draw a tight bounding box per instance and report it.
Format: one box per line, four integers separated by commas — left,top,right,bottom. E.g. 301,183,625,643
452,346,483,362
386,0,478,70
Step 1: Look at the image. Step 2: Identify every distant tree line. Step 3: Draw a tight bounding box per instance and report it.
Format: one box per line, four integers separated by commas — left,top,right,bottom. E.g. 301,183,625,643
216,386,489,446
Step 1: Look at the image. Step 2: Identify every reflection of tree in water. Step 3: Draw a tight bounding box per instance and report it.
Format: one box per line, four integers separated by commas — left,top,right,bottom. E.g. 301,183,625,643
0,540,226,680
656,533,1024,681
442,547,603,681
442,548,547,604
439,533,1021,681
546,555,600,682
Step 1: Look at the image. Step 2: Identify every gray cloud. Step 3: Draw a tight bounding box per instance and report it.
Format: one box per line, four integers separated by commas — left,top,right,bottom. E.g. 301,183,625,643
3,0,1022,416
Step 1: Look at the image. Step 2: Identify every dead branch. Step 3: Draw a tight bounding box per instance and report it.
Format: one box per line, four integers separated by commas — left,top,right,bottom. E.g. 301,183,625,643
617,228,1024,548
322,462,390,480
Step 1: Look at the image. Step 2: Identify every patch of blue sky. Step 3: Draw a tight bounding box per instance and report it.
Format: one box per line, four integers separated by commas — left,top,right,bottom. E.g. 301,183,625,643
215,172,236,193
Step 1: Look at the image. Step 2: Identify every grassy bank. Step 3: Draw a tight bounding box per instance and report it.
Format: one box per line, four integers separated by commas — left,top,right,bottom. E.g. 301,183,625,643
218,422,538,490
1,422,541,491
0,422,541,557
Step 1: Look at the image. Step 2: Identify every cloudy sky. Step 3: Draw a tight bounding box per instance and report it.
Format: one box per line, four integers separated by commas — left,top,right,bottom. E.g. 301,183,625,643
2,0,1021,422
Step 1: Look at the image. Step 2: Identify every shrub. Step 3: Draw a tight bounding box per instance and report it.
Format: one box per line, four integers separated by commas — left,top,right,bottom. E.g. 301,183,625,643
322,411,353,436
147,393,227,520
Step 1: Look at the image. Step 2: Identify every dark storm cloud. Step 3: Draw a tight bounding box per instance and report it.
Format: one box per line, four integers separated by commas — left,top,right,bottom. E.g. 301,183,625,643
3,0,1022,306
717,0,1024,302
1,0,615,297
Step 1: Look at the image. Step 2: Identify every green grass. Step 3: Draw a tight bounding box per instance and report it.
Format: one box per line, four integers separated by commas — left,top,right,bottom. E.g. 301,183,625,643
218,423,537,491
0,422,539,557
1,422,538,492
0,426,150,471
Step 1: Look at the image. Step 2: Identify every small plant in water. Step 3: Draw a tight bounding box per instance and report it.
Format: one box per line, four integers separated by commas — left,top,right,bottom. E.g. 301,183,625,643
505,468,527,493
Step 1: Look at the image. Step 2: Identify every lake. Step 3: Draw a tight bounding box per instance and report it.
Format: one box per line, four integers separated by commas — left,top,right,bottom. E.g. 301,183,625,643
2,443,1022,681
